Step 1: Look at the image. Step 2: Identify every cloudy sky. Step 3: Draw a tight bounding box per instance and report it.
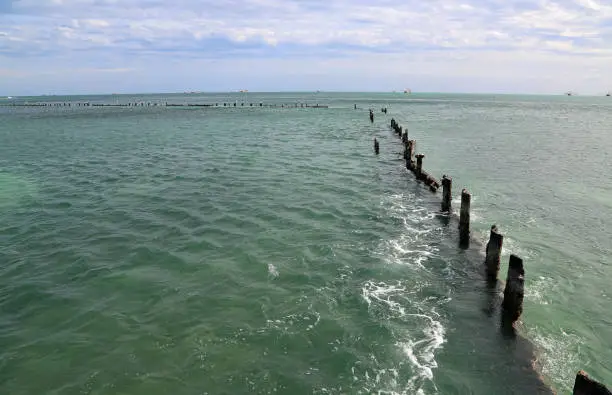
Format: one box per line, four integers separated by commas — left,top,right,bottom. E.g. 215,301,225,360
1,0,611,95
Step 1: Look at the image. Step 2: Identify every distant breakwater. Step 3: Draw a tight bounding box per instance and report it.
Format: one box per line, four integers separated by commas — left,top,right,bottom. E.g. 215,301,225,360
0,101,329,109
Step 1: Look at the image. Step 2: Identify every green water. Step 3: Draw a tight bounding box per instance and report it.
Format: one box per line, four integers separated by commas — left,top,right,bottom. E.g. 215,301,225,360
0,93,610,394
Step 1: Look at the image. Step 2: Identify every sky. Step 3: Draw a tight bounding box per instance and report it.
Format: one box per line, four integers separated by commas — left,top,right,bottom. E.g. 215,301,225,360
1,0,611,95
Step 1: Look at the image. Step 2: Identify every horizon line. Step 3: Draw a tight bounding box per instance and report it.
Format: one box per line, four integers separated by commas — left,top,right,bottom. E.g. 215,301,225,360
4,90,611,98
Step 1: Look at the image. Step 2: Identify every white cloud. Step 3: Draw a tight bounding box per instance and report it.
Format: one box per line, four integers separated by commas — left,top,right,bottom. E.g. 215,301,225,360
3,0,608,52
1,0,612,93
82,19,110,28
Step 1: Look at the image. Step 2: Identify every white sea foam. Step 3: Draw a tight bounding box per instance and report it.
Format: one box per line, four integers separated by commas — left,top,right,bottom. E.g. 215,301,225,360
267,263,279,278
530,327,583,393
361,280,447,394
364,193,447,393
264,310,321,334
377,193,439,269
525,276,553,305
381,236,438,269
400,312,446,391
502,236,535,260
362,280,409,317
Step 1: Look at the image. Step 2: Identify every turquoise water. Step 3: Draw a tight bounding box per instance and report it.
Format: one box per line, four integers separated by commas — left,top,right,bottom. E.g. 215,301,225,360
0,93,610,394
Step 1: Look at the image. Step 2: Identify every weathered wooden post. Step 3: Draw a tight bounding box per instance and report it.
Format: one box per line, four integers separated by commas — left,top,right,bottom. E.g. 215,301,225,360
441,175,452,212
374,138,379,155
407,140,415,169
485,225,504,280
573,371,612,395
459,189,471,247
415,154,424,177
502,254,524,323
397,126,402,138
402,131,408,144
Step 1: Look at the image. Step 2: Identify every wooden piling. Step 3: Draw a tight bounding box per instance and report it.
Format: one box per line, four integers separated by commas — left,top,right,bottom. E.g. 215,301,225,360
502,254,525,323
419,171,440,192
407,140,415,169
374,138,380,155
441,175,452,212
459,189,471,247
485,225,504,280
573,371,612,395
415,154,424,177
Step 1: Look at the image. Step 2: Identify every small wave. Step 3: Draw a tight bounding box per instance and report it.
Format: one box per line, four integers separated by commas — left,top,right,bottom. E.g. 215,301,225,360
264,309,321,333
0,172,38,209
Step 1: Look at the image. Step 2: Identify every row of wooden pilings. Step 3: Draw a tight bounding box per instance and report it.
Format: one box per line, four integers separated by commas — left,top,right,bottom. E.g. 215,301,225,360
2,102,329,109
389,118,524,322
385,118,611,395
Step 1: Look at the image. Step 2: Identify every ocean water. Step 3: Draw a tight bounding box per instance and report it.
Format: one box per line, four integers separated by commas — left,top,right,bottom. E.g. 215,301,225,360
0,92,610,394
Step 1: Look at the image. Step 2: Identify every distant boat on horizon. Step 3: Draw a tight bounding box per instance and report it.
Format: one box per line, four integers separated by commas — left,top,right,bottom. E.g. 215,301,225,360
404,89,412,94
606,92,610,97
565,91,574,96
